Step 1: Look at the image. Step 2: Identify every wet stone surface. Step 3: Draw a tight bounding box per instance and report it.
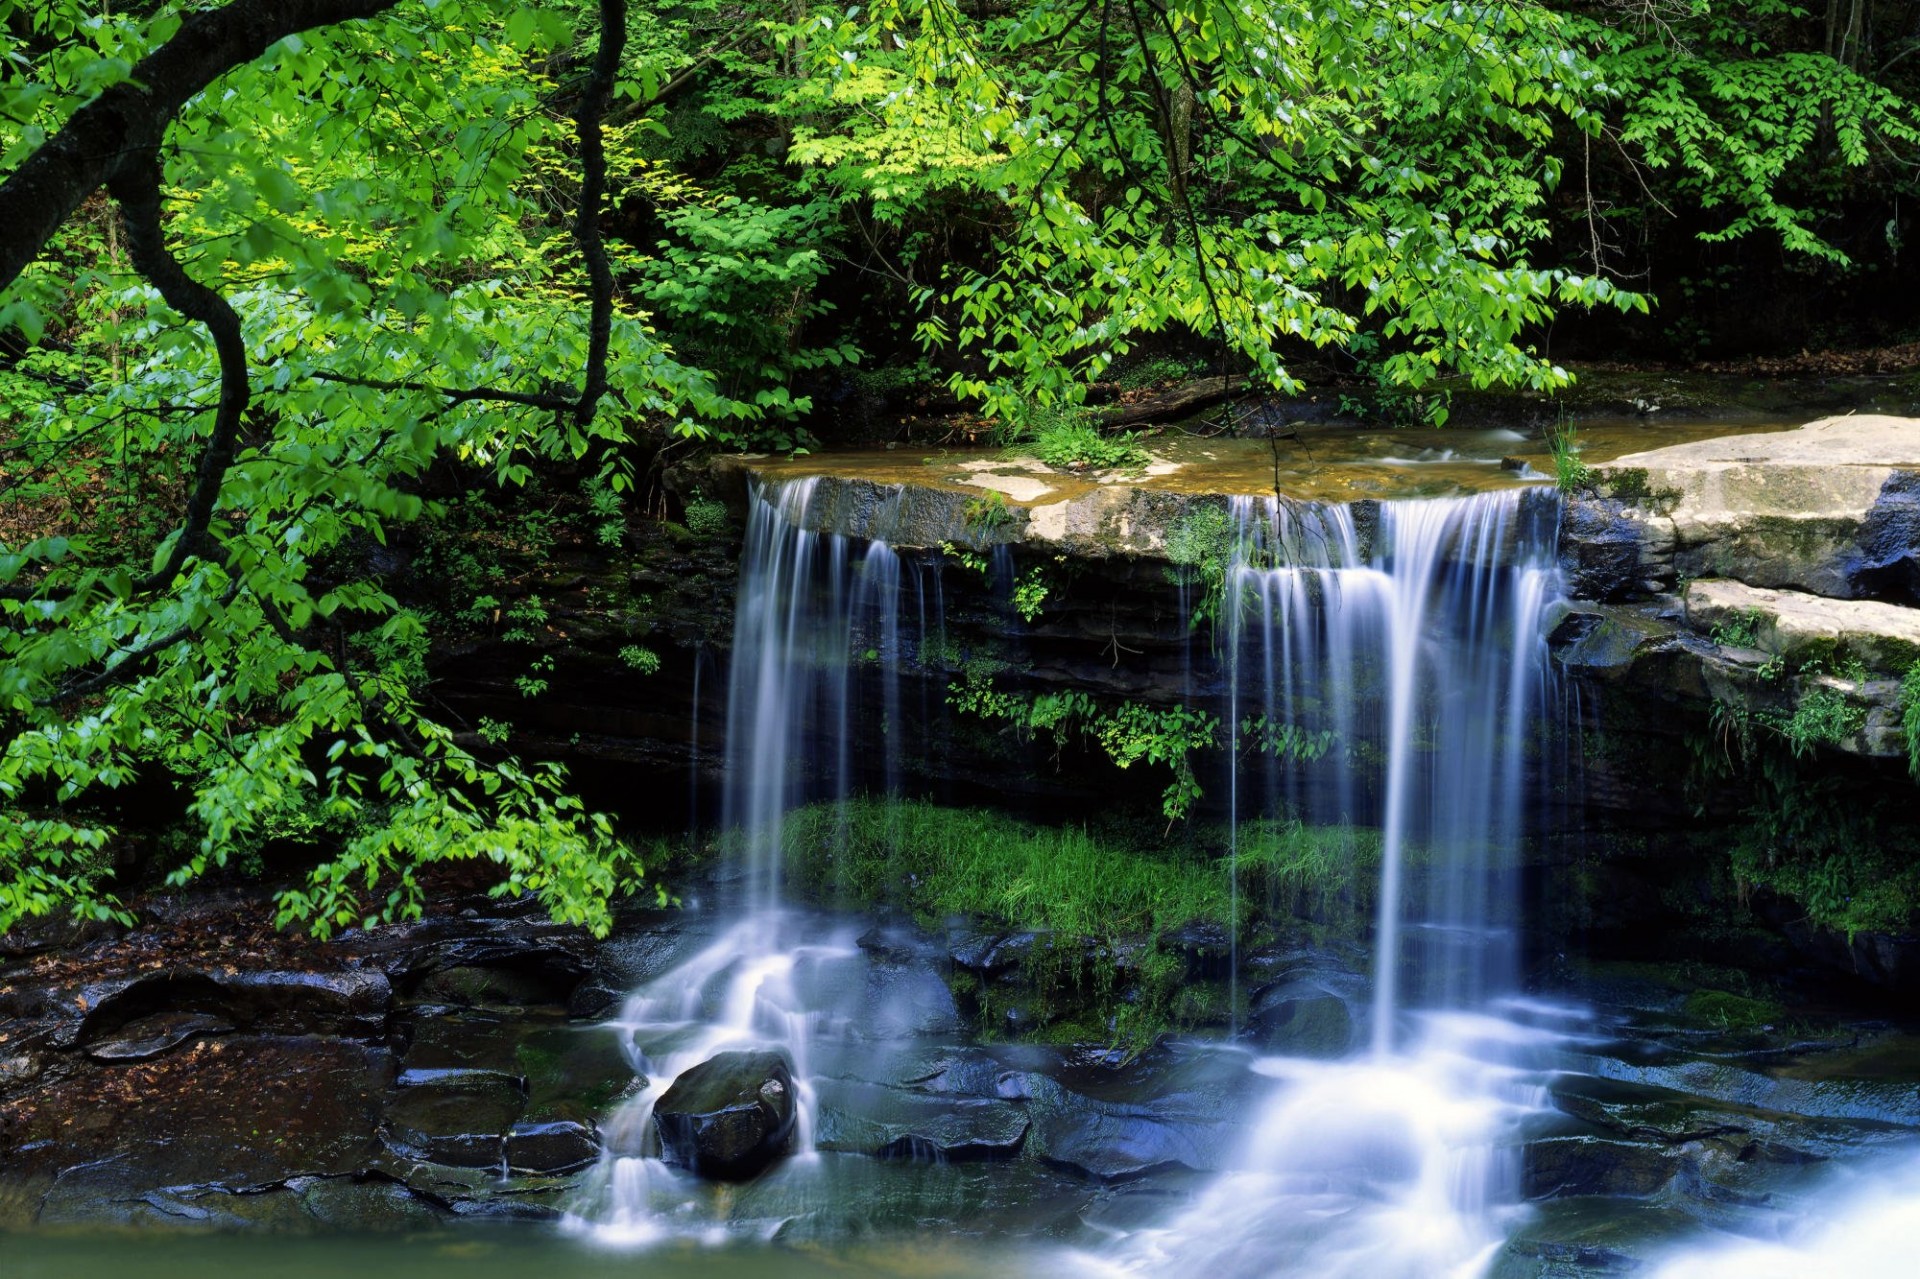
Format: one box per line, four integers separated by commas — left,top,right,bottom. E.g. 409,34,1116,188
653,1049,798,1180
2,897,1917,1268
0,895,617,1231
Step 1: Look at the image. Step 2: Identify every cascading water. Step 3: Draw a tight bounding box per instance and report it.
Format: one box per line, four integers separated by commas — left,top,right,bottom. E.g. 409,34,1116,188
580,472,1580,1273
1108,487,1570,1278
579,478,912,1245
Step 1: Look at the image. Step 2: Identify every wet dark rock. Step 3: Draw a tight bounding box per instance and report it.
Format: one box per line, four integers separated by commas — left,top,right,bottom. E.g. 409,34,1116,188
1551,1077,1752,1146
396,1008,637,1121
1243,973,1361,1057
413,964,567,1008
1848,469,1920,602
1495,1197,1706,1277
562,977,625,1022
653,1049,796,1180
3,1036,392,1223
1524,1135,1683,1199
1017,1072,1228,1181
83,1010,233,1062
56,968,391,1050
813,1078,1029,1160
506,1119,601,1173
1162,921,1233,980
381,1068,527,1168
295,1174,452,1230
0,914,121,961
857,962,963,1039
0,1051,43,1087
358,913,596,994
1560,498,1659,601
565,919,715,1019
949,930,1045,976
1548,603,1686,681
40,1175,451,1232
856,921,947,965
1756,895,1920,998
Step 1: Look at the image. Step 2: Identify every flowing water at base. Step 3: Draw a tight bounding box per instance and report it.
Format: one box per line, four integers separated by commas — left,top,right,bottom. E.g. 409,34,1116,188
1645,1152,1920,1279
1088,1004,1583,1279
578,914,859,1247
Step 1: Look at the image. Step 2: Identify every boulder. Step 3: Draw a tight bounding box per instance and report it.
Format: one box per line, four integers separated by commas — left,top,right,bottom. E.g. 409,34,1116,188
1522,1134,1683,1199
83,1010,232,1062
1013,1071,1228,1182
652,1050,796,1180
1684,578,1920,675
1851,468,1920,601
1558,497,1668,601
1242,975,1359,1057
54,967,391,1050
1588,415,1920,599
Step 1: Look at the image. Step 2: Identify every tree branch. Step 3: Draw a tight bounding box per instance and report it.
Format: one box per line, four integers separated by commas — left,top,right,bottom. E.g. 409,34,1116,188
0,0,403,298
107,153,250,593
573,0,627,426
311,371,576,412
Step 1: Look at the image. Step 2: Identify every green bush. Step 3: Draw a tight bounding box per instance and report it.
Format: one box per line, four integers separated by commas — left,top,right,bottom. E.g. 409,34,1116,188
1004,404,1151,470
683,496,729,537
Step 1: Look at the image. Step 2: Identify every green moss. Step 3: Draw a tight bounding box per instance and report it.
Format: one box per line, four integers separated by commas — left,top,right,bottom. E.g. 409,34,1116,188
776,798,1233,938
1684,989,1782,1032
1598,467,1681,510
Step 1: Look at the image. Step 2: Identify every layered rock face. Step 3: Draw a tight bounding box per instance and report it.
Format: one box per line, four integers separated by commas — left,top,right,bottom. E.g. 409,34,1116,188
1561,415,1920,766
1549,416,1920,997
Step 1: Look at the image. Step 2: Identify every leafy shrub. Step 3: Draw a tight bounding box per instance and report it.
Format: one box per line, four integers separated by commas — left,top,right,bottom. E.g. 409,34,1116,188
1110,355,1207,390
948,679,1220,819
683,496,729,537
1004,404,1150,470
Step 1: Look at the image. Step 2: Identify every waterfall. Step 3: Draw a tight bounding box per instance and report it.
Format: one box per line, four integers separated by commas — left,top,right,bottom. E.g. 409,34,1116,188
1223,490,1559,1044
1116,486,1568,1278
580,473,1572,1271
579,478,909,1244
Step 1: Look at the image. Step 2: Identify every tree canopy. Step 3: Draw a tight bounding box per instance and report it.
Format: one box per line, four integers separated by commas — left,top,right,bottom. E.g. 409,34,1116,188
2,0,1915,934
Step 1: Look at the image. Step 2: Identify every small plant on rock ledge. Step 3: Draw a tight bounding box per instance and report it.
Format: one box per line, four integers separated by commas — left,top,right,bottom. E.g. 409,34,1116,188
1546,419,1592,492
1013,566,1049,622
1007,404,1151,471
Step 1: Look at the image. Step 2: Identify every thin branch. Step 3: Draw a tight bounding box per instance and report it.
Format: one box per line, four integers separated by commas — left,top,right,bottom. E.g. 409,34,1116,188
311,371,575,412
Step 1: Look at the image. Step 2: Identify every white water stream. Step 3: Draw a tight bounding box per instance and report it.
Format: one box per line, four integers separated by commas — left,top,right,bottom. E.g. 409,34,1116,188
1098,491,1568,1276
